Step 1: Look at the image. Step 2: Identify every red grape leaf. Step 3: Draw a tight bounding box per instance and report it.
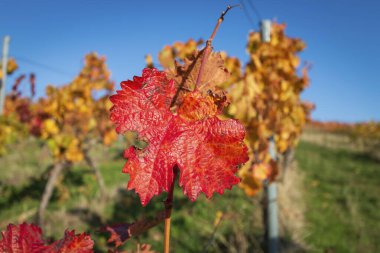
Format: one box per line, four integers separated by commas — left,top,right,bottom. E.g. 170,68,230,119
104,223,132,248
40,230,93,253
103,210,166,248
0,223,93,253
0,223,44,253
110,68,248,206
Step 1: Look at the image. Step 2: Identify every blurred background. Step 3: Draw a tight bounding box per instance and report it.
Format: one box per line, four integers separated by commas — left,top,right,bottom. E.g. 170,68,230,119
0,1,379,252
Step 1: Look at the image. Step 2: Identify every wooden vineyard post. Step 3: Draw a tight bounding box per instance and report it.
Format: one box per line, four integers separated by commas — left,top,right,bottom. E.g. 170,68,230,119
0,35,10,115
266,136,279,253
260,19,279,253
260,20,271,42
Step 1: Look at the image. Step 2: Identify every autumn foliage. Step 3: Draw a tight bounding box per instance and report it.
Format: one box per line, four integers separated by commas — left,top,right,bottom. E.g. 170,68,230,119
0,59,37,155
37,53,116,162
0,223,93,253
0,54,116,160
0,58,18,80
226,23,314,195
150,22,313,196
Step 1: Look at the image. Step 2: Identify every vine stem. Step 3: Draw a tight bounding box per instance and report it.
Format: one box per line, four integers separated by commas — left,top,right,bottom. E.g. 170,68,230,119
83,150,107,201
195,5,239,89
163,167,178,253
37,162,68,227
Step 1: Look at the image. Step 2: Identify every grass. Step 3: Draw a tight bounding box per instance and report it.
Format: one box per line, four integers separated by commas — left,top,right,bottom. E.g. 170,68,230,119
2,133,378,252
296,141,380,253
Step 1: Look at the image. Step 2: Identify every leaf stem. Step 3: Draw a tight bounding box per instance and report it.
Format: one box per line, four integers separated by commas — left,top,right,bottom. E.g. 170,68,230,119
195,5,238,89
164,167,178,253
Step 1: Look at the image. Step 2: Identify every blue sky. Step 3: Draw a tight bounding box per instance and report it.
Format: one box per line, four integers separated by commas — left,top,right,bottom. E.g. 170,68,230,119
0,0,379,122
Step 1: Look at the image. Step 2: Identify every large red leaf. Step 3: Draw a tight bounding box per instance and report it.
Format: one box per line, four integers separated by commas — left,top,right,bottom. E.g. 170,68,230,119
110,68,248,206
0,223,93,253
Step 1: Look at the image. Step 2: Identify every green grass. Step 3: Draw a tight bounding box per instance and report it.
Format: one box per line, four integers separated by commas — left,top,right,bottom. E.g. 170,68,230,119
2,136,378,252
296,141,380,253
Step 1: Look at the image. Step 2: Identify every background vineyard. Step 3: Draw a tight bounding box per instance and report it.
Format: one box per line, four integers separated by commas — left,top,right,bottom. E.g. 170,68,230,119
1,2,379,253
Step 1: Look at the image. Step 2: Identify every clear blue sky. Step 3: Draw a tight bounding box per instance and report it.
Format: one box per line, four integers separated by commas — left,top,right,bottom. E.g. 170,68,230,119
0,0,379,122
